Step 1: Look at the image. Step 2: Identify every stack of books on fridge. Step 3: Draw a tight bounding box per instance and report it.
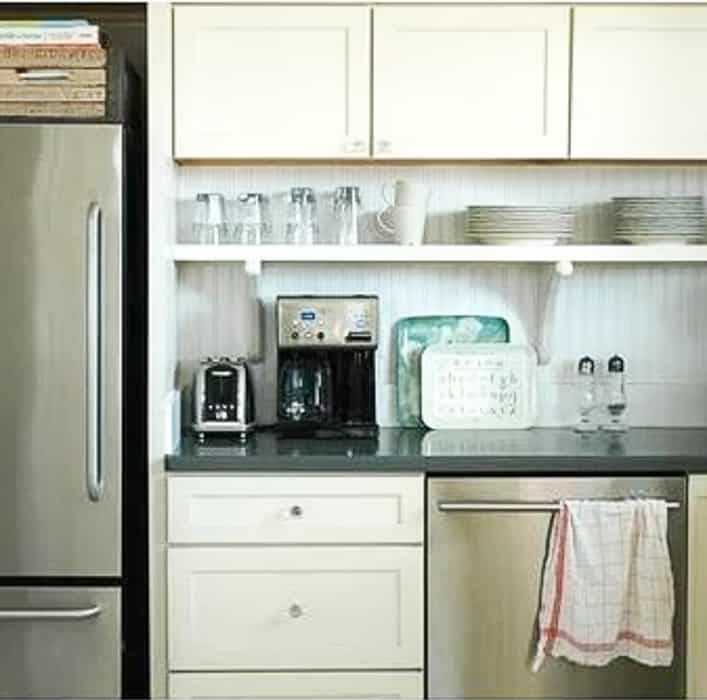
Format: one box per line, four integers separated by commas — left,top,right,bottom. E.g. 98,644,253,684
0,20,107,119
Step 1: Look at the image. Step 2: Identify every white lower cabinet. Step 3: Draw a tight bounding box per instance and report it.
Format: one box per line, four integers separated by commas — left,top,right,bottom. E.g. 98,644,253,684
169,671,424,699
168,545,423,671
167,475,425,697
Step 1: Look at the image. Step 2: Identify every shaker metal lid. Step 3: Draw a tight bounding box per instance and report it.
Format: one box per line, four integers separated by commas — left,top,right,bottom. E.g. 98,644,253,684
578,356,595,375
608,354,625,373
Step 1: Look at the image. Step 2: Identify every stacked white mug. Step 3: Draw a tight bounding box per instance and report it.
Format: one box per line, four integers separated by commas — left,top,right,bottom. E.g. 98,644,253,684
376,179,429,245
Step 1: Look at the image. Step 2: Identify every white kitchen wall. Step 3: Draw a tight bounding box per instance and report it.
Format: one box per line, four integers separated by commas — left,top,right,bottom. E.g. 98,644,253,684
175,165,707,428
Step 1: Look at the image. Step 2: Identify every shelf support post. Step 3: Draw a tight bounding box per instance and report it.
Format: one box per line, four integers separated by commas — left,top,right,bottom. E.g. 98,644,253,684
535,260,574,366
244,256,262,277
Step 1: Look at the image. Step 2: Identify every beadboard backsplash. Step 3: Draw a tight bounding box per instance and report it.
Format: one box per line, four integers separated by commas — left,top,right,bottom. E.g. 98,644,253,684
175,165,707,428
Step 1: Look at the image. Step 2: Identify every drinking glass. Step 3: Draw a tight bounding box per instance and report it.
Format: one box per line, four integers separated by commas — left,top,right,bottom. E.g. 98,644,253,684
193,193,228,244
333,186,362,245
286,187,319,245
236,193,271,245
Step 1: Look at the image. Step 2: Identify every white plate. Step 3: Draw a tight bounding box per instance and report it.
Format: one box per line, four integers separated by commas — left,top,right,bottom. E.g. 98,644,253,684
465,235,571,246
613,196,702,201
616,234,704,245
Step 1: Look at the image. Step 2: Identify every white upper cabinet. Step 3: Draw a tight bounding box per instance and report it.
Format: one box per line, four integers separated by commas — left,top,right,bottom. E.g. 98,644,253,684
572,7,707,159
372,6,571,159
173,5,370,160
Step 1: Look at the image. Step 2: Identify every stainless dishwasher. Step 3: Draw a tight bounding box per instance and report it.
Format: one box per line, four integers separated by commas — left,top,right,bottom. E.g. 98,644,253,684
428,477,686,698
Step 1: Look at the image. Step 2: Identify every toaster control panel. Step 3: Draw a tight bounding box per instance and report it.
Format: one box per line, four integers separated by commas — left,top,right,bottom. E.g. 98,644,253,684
202,403,237,423
277,296,379,348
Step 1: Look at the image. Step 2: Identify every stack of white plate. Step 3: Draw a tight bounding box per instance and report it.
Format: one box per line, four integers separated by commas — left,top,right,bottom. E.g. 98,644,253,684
613,196,705,245
464,206,574,246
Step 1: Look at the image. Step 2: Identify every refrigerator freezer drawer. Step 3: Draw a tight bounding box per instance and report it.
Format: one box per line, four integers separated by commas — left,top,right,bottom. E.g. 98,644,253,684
0,587,120,698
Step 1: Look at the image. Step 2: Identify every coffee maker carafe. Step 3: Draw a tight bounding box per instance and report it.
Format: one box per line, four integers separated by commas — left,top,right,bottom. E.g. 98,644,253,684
276,296,378,438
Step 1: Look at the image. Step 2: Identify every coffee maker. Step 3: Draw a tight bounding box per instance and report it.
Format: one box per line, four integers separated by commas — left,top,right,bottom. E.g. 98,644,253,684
276,295,378,438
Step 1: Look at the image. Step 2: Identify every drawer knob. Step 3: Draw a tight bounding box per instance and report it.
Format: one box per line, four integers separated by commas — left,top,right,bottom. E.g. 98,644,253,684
290,505,303,518
288,603,304,619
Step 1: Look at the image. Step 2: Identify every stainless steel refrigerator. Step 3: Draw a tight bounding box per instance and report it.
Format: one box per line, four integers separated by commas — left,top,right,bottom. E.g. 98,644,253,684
0,124,145,698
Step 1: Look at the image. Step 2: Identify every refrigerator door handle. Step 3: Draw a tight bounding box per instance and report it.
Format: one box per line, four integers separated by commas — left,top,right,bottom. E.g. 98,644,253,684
0,605,102,621
86,202,103,503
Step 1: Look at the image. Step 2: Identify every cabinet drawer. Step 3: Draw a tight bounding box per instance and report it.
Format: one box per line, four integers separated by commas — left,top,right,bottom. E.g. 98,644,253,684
168,546,423,671
169,672,424,699
168,475,423,544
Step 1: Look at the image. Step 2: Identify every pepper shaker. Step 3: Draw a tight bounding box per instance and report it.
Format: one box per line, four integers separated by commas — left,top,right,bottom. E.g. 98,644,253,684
601,354,629,433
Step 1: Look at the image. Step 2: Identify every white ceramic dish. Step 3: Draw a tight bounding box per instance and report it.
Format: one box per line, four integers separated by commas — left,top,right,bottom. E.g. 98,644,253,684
464,233,572,246
616,234,704,245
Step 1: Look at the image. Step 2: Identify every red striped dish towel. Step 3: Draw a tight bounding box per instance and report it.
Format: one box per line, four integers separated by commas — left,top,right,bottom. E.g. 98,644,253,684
533,499,674,671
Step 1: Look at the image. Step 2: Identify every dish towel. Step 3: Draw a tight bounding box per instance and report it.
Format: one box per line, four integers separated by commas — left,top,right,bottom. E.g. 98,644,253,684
533,499,674,671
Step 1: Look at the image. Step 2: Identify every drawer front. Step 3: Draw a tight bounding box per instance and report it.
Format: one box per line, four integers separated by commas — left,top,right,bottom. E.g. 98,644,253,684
0,587,120,698
168,475,424,544
169,672,424,699
168,546,423,670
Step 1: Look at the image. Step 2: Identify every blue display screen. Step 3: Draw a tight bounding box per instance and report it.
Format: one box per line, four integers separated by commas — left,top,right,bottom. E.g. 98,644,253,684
300,311,316,321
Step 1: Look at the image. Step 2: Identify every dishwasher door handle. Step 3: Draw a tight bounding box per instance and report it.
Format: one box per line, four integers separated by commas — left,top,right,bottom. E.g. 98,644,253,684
437,500,681,512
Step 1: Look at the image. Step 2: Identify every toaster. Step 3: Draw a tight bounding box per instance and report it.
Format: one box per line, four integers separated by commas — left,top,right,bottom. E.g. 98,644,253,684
192,356,255,442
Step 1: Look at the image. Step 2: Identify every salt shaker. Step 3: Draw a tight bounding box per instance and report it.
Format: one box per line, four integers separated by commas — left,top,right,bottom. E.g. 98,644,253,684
602,354,629,433
574,356,598,433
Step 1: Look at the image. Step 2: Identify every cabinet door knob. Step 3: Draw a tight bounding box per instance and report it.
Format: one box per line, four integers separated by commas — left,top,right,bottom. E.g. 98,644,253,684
288,603,304,619
342,138,367,154
290,505,303,518
376,139,392,155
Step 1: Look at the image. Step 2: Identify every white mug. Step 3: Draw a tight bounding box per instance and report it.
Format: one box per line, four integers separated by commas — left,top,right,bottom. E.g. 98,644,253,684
382,179,430,207
393,205,427,245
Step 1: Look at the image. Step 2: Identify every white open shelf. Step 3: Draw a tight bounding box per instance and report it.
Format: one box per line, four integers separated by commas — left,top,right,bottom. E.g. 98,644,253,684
172,243,707,265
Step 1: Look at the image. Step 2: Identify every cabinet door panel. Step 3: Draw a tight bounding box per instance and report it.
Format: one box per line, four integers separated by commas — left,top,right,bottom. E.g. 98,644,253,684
174,6,370,159
572,7,707,159
169,672,423,699
168,546,423,671
373,6,570,159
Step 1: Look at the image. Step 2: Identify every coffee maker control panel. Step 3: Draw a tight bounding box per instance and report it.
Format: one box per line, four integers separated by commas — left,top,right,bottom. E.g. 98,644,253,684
277,296,379,348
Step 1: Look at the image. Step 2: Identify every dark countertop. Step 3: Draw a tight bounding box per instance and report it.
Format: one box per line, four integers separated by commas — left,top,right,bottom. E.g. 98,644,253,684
166,428,707,474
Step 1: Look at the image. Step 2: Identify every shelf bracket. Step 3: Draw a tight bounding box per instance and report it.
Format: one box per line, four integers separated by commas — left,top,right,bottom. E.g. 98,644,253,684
535,260,574,366
244,256,262,277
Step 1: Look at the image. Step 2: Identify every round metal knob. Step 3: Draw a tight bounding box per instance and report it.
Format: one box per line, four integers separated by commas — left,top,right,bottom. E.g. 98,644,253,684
342,138,367,154
290,331,299,340
290,505,303,518
317,331,325,341
288,603,304,619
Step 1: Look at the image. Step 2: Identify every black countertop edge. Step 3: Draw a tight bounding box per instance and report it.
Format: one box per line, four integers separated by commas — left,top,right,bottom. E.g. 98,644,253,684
166,428,707,474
